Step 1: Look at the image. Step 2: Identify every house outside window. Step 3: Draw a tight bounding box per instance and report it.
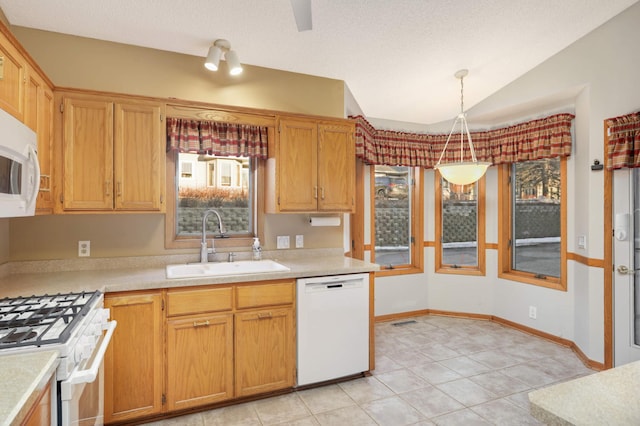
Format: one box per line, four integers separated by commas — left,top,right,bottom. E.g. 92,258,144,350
174,152,253,237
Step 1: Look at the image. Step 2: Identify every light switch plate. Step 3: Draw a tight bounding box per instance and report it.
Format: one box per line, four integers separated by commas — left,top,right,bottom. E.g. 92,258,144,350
296,234,304,248
578,235,587,249
277,235,290,249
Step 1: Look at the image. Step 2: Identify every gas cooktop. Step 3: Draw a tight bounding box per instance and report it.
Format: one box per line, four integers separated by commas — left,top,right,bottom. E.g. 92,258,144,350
0,291,101,350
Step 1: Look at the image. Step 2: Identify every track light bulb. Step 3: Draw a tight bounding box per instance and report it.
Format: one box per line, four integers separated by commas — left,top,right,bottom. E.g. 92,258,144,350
204,45,222,71
226,50,243,75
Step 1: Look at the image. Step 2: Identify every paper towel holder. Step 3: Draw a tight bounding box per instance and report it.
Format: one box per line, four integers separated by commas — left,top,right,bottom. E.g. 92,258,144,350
309,215,341,227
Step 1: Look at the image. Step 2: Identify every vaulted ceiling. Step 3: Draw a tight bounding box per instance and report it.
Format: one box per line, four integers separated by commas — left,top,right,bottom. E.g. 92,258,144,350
1,0,637,125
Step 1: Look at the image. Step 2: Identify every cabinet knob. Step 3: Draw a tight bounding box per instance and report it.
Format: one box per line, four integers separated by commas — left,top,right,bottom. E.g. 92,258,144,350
314,186,318,199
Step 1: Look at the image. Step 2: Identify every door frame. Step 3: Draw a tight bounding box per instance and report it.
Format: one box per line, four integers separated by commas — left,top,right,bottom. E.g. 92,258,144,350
604,122,613,369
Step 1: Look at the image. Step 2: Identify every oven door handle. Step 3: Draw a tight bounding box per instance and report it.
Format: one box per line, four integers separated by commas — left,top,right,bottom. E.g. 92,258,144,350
60,320,117,401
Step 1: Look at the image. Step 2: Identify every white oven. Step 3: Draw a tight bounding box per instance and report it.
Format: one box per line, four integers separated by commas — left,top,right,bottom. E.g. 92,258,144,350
0,107,40,218
0,291,116,426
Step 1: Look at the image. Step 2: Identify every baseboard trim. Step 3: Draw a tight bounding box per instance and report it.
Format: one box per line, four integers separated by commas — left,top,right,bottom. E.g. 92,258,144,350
375,309,605,371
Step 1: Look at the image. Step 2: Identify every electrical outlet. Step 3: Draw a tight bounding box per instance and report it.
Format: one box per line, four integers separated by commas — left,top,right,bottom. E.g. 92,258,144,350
276,235,290,249
78,240,90,257
529,306,537,319
296,234,304,248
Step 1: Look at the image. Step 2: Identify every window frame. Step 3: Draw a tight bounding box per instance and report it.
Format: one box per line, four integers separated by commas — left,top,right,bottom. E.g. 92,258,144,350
434,172,486,276
369,165,424,277
165,150,264,250
498,157,567,291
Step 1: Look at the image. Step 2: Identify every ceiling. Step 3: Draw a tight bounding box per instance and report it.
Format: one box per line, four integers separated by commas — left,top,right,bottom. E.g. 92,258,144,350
0,0,637,125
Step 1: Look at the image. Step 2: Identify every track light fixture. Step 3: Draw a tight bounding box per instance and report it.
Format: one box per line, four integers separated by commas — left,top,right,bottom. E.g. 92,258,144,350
204,39,243,75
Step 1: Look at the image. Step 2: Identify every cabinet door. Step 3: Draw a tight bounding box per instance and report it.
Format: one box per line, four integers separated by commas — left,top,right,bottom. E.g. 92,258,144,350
318,123,355,212
62,98,114,210
166,313,234,411
104,292,163,423
0,31,25,121
235,307,295,397
25,71,54,213
114,102,163,211
277,118,318,212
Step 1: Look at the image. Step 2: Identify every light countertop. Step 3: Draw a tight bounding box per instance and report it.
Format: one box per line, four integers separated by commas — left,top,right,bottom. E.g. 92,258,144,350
0,250,380,298
529,360,640,425
0,350,59,426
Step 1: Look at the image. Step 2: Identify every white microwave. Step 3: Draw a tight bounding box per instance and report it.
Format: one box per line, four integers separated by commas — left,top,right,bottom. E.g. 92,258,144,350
0,108,40,218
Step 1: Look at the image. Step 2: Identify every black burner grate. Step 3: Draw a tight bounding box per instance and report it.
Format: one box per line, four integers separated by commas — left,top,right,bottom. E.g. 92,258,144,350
0,291,101,349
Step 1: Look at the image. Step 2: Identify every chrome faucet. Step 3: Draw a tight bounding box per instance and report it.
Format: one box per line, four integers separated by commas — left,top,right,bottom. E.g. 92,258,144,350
200,209,227,263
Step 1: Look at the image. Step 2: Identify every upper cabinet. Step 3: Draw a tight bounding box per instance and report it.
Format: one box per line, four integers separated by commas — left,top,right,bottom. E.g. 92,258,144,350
58,94,165,212
267,117,355,213
25,69,55,214
0,29,26,121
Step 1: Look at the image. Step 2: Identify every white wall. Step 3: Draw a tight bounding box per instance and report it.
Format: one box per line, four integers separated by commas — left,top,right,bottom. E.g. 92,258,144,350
370,2,640,364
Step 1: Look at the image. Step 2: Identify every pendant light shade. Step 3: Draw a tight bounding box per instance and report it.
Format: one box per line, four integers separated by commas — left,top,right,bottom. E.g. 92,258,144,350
434,69,490,185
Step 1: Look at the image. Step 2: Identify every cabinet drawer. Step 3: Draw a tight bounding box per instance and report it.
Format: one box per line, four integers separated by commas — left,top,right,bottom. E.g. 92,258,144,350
167,286,233,317
235,281,294,309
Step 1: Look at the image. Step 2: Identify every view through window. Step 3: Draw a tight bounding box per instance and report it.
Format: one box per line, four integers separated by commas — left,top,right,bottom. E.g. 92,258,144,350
374,165,412,267
511,157,561,277
442,180,478,267
176,153,252,237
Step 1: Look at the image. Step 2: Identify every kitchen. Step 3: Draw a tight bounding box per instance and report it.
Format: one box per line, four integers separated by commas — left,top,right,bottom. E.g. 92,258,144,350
2,1,640,425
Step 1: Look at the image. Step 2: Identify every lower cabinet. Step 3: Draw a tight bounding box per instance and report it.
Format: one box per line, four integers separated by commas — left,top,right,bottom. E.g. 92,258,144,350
104,291,164,424
104,279,295,424
166,313,234,411
235,307,295,397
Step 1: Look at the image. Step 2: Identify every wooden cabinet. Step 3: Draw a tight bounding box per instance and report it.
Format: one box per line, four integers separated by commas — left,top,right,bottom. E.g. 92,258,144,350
235,307,294,397
104,292,164,424
105,280,295,423
25,69,55,214
0,29,26,121
165,286,234,411
269,117,355,213
235,282,296,397
60,95,164,212
21,380,52,426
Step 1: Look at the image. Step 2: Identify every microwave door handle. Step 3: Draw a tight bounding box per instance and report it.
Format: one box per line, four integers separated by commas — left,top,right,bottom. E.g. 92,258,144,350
59,320,117,401
27,145,40,209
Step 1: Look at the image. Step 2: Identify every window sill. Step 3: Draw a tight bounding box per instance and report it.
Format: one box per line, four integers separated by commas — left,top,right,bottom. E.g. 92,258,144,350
375,266,423,277
436,266,485,276
498,271,566,291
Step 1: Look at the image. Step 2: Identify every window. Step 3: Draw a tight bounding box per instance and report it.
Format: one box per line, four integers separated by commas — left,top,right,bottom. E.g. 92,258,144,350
180,161,193,178
499,157,566,290
166,151,257,249
371,165,423,274
435,174,485,274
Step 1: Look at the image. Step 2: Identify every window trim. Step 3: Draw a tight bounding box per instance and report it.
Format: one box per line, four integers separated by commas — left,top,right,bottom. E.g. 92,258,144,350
370,166,424,277
498,158,567,291
434,171,486,276
164,150,264,250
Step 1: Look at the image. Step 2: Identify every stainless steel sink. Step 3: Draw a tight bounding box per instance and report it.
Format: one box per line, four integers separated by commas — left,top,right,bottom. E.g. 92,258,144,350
166,259,290,279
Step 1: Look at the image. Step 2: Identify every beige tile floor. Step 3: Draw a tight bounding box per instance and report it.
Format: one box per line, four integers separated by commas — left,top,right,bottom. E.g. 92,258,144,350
145,315,595,425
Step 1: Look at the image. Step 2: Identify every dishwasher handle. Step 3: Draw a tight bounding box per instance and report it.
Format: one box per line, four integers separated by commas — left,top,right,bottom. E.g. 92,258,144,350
326,283,343,289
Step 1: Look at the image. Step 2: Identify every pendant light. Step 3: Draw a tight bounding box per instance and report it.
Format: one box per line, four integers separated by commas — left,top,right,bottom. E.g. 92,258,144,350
434,69,490,185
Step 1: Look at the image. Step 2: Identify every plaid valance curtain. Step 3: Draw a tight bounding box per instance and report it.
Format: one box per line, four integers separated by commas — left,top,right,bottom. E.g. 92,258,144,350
606,112,640,170
351,113,574,168
166,117,269,159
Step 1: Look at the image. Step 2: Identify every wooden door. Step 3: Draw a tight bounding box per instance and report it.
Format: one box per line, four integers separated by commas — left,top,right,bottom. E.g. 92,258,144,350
277,118,317,212
114,102,163,211
104,292,164,423
0,31,25,121
62,97,114,210
166,313,234,411
317,123,355,212
235,307,295,397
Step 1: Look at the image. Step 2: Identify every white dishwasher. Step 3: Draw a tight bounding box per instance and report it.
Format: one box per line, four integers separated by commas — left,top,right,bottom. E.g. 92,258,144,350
296,273,369,386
